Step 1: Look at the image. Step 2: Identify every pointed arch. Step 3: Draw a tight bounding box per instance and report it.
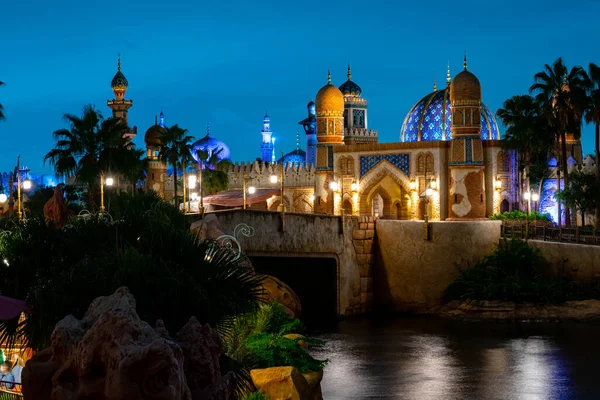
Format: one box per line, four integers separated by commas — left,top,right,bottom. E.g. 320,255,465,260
358,160,412,218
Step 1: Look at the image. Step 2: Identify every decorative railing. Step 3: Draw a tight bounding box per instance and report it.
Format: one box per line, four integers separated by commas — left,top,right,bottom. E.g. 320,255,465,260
501,224,600,246
0,382,23,398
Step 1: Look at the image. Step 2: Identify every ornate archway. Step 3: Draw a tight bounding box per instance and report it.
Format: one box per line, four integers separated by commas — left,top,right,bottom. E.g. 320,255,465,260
358,160,413,218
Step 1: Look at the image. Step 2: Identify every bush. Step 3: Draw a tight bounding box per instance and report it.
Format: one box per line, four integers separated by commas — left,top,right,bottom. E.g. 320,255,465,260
443,238,574,304
242,392,269,400
489,210,551,222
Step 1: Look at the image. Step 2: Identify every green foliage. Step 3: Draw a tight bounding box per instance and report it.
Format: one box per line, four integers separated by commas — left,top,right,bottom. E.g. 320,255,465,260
555,170,600,218
242,391,269,400
158,124,194,206
244,333,327,373
196,148,231,195
0,192,263,352
489,210,551,222
443,238,574,304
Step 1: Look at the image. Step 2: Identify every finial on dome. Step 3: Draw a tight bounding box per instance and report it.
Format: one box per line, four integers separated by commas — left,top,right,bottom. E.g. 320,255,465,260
117,52,121,72
347,64,352,80
433,80,437,92
154,115,158,125
327,69,331,84
296,131,300,150
463,52,468,70
447,62,451,86
207,123,210,136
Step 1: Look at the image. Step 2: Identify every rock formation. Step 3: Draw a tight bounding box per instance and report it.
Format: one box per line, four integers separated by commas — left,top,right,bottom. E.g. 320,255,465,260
190,213,225,242
43,186,73,229
260,275,302,318
250,366,323,400
22,287,235,400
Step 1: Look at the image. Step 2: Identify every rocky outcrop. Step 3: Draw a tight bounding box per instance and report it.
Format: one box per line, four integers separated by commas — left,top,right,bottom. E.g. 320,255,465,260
43,186,73,229
190,213,225,242
260,275,302,318
22,287,235,400
441,299,600,321
250,366,323,400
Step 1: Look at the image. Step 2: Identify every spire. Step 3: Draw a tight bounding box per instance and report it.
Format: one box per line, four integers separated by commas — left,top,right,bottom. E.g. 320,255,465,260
296,132,300,151
154,115,158,125
327,69,331,84
347,64,352,81
117,52,121,72
433,80,437,92
463,52,468,70
159,110,165,127
447,62,451,86
207,123,210,136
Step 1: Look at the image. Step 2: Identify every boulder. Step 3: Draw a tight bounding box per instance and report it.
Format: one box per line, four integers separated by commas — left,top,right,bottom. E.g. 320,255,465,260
260,275,302,318
250,366,312,400
22,287,235,400
43,186,73,229
283,334,308,351
190,213,225,242
302,370,324,400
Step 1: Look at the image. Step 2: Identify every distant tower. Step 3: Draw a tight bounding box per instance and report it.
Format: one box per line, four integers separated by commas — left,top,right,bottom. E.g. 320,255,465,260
448,55,486,219
107,53,136,140
299,100,317,166
260,113,274,162
145,112,168,197
271,137,276,163
339,64,377,145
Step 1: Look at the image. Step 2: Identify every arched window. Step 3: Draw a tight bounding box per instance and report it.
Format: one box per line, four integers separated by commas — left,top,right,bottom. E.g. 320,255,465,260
416,152,434,174
339,156,347,175
497,151,510,172
346,157,354,176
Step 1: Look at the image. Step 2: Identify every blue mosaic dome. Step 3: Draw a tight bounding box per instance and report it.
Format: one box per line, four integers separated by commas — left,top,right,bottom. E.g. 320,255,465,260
191,133,231,163
278,149,306,166
400,87,500,142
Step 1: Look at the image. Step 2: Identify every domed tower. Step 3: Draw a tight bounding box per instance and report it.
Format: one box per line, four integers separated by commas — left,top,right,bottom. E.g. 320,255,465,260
339,65,378,145
145,112,167,197
260,113,274,163
107,53,135,140
448,56,486,219
298,100,317,166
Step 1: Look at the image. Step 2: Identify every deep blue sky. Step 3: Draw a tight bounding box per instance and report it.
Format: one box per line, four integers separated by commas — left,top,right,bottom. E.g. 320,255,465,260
1,0,598,173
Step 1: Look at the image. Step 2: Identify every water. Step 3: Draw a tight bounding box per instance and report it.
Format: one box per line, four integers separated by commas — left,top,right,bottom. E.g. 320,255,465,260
311,316,600,400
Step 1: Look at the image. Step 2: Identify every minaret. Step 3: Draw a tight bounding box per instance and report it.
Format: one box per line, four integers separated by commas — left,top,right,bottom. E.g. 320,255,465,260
299,100,317,167
339,64,377,145
448,54,486,219
107,53,135,140
145,112,167,197
260,113,274,162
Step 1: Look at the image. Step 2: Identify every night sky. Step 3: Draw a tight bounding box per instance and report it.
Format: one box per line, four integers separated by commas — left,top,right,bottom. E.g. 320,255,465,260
1,0,598,173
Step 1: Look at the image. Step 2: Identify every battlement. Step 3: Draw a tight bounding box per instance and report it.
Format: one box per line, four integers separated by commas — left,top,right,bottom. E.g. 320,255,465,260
344,128,378,137
226,161,316,189
344,97,367,106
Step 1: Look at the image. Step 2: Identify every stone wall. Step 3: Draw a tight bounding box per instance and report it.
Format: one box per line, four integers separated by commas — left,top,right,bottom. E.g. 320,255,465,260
525,240,600,280
374,220,502,312
348,217,375,314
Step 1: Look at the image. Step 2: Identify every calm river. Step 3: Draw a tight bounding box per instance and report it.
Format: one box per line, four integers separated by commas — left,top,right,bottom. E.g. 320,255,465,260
311,316,600,400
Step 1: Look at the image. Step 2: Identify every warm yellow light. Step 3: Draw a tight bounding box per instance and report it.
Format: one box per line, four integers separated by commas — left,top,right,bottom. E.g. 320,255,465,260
409,180,416,191
495,179,502,189
351,182,358,192
524,191,531,200
0,194,7,203
310,194,315,202
426,187,434,197
430,179,437,190
270,174,278,184
531,193,539,202
191,192,198,200
23,179,32,190
248,186,256,194
105,177,114,186
188,175,197,189
329,181,339,191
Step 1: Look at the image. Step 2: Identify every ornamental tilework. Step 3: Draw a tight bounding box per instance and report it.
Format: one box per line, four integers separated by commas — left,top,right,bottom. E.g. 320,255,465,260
451,139,465,163
359,154,410,178
472,139,483,162
316,147,328,169
465,138,473,162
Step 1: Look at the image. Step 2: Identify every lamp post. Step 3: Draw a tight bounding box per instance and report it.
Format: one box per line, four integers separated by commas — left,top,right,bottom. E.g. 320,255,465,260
329,177,358,219
186,174,197,213
422,164,436,240
531,192,539,230
524,191,531,239
242,176,256,210
100,172,114,213
14,157,32,221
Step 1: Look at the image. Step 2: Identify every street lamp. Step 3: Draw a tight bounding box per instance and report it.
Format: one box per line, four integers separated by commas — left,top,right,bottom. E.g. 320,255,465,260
270,174,278,184
409,180,416,191
100,172,114,213
531,192,539,228
495,177,502,191
329,178,358,219
0,194,7,204
523,191,531,239
242,176,256,210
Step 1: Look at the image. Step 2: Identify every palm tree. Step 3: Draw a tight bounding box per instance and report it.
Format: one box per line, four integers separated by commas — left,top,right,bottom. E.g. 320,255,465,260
530,57,588,226
195,148,231,208
497,95,553,211
121,148,148,194
44,105,131,211
584,63,600,227
0,80,5,121
158,124,194,207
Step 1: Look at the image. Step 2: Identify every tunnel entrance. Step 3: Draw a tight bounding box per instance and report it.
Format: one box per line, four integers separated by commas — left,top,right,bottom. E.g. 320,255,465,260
250,256,338,328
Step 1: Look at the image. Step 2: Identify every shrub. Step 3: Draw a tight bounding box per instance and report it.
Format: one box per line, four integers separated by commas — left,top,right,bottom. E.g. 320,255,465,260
242,391,269,400
443,238,574,304
489,210,551,222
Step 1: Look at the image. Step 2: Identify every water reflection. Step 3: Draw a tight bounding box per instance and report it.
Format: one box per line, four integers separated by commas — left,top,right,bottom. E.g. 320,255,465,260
311,317,600,400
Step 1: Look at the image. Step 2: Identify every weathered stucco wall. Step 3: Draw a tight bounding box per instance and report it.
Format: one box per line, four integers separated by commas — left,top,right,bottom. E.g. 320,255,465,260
374,220,502,312
526,240,600,280
204,210,374,316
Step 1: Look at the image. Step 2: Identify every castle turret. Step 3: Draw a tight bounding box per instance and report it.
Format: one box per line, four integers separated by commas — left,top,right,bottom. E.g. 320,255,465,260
339,65,378,145
107,53,135,140
448,55,486,219
298,100,317,166
260,113,274,162
145,112,167,197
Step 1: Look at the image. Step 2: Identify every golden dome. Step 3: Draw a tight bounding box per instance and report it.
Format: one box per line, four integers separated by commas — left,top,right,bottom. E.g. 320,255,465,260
145,123,165,147
450,56,481,103
315,70,345,114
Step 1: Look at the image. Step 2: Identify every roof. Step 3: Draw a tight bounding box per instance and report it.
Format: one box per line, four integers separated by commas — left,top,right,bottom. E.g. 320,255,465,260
203,188,279,207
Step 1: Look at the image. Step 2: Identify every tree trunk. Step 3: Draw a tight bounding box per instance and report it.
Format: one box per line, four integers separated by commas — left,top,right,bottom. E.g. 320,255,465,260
595,122,600,228
560,130,570,226
172,162,178,207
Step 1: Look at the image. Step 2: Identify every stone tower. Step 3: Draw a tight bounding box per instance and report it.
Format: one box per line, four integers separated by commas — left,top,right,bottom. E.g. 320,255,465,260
314,70,345,213
107,53,135,140
260,113,274,163
339,65,378,145
448,56,486,219
298,101,317,167
144,112,168,197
